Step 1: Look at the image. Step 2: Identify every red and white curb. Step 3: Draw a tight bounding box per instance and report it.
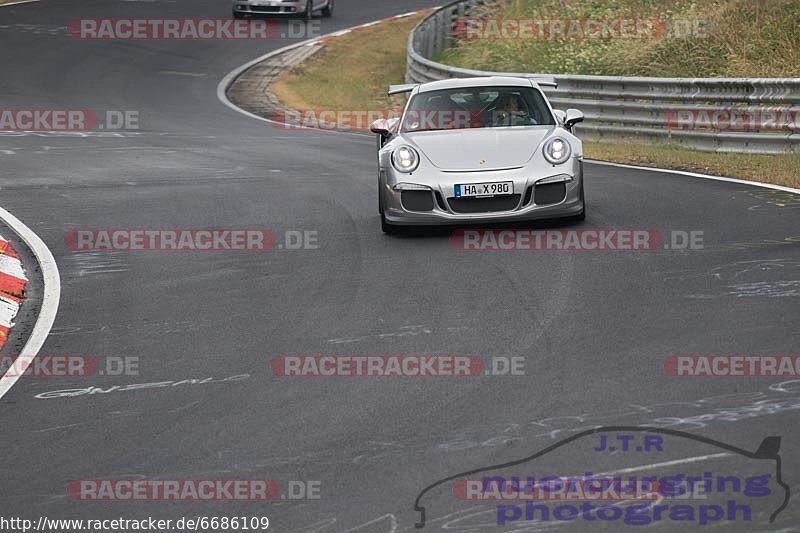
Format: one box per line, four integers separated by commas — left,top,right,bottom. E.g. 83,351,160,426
0,235,28,350
0,206,60,401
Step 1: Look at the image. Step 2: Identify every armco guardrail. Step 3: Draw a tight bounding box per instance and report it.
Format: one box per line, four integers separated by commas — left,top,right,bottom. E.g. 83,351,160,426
406,0,800,154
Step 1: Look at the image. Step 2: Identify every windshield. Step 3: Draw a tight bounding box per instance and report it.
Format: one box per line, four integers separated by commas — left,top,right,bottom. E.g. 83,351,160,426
401,85,555,133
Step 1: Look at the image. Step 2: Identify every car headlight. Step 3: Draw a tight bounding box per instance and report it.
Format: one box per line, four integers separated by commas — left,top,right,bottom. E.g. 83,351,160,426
392,145,420,173
543,137,572,165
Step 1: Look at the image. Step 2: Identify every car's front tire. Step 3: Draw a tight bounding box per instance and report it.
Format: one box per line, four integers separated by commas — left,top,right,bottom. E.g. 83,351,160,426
303,0,314,20
321,0,333,16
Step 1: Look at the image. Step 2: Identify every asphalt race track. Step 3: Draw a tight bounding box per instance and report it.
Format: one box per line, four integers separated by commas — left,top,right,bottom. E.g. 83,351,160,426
0,0,799,531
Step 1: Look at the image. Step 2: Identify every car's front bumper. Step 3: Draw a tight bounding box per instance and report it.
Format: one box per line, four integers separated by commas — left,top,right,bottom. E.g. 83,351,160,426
233,0,307,15
381,159,585,226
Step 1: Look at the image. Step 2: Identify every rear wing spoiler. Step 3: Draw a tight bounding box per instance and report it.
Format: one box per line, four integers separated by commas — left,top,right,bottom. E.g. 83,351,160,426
388,78,557,95
388,84,418,96
525,76,558,88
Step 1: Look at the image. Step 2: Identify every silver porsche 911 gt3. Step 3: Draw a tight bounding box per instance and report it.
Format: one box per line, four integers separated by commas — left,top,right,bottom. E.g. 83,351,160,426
370,76,586,234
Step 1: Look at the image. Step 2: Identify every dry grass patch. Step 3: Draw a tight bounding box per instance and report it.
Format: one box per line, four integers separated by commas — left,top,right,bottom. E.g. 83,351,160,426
272,12,427,115
585,141,800,188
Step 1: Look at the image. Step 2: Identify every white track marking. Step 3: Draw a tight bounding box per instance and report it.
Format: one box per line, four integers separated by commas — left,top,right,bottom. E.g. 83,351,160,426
587,160,800,195
216,11,424,137
598,452,732,476
0,207,61,400
0,0,40,7
217,38,363,135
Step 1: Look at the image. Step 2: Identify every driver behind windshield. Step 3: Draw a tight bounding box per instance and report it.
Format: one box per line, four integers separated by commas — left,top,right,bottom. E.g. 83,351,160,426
491,92,536,126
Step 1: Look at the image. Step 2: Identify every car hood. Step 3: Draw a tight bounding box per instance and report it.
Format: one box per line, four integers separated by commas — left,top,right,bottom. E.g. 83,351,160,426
403,127,554,171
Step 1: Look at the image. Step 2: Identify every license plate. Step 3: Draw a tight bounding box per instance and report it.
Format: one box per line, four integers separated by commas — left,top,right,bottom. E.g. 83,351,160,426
454,181,513,198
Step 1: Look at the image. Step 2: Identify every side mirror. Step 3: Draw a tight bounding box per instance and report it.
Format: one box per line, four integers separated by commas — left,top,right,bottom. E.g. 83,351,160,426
371,117,399,134
370,118,390,135
564,108,585,130
553,110,566,124
371,118,399,149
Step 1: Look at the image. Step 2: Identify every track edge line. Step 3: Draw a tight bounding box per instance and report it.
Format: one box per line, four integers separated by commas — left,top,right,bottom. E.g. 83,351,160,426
0,207,61,400
215,10,426,135
586,159,800,195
